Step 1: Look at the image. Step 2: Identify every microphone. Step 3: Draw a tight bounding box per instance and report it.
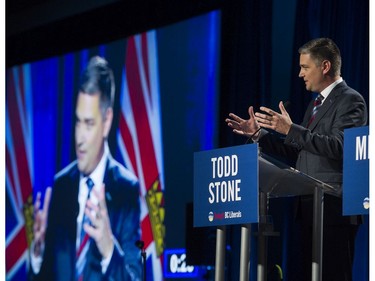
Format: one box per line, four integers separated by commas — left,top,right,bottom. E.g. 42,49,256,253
135,240,145,249
283,101,291,111
136,240,147,281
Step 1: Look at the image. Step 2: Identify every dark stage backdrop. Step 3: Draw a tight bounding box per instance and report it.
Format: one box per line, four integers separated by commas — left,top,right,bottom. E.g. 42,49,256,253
6,11,221,281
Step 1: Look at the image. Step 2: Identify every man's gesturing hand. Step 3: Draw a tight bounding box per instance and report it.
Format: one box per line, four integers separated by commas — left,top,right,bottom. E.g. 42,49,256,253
226,106,261,138
83,184,114,259
33,187,52,257
255,101,292,135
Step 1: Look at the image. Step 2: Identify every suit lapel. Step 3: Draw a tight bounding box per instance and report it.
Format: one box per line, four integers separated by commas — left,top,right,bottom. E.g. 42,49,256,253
103,156,114,209
307,82,345,130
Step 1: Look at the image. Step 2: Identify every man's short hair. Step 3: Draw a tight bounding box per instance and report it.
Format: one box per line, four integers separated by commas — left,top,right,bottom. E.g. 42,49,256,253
298,38,342,77
79,56,115,116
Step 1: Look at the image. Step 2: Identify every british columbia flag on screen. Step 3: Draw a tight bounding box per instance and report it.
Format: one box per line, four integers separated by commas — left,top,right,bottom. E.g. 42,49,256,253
117,30,165,280
6,65,34,281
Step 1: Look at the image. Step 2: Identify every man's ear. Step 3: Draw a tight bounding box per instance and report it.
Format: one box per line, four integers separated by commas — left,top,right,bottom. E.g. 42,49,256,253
322,60,331,75
103,107,113,139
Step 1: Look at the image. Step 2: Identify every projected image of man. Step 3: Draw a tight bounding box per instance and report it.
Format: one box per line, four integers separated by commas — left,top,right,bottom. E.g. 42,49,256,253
30,56,142,281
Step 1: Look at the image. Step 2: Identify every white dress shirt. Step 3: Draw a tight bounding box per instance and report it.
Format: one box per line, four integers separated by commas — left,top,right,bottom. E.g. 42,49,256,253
319,77,343,104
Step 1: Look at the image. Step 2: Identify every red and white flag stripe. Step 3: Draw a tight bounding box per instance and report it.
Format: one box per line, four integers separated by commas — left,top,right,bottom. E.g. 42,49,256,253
6,65,34,280
117,30,165,280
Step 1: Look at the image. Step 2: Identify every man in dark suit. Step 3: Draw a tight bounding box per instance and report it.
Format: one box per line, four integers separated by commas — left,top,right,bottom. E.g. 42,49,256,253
226,38,367,280
30,56,142,280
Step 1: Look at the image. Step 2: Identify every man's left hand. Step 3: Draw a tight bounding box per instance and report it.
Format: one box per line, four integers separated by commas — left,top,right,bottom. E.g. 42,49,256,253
84,184,114,259
255,101,293,135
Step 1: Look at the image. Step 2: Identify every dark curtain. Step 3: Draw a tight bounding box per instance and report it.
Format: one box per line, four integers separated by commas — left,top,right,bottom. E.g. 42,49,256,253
290,0,369,123
219,0,273,148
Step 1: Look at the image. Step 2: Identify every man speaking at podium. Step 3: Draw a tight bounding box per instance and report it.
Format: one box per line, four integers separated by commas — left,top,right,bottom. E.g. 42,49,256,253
29,56,142,281
226,38,367,280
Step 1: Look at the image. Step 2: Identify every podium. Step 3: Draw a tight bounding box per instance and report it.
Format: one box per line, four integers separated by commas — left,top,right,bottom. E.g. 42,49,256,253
251,152,338,281
193,144,339,281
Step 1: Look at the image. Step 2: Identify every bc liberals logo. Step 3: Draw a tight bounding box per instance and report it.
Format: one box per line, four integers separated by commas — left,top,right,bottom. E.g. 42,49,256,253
208,212,226,222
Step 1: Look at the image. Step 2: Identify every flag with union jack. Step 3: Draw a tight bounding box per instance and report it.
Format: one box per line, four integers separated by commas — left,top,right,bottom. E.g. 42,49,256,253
117,30,165,280
6,65,34,281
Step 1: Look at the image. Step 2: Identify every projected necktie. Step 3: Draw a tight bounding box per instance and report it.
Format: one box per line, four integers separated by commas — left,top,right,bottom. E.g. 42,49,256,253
307,94,324,127
76,178,94,281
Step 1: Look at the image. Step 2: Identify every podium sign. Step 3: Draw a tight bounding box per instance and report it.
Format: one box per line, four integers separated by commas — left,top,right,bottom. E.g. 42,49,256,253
194,144,259,227
343,126,369,215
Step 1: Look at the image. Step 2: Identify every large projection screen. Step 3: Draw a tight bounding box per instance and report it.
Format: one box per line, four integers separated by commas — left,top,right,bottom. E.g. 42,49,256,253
6,11,221,281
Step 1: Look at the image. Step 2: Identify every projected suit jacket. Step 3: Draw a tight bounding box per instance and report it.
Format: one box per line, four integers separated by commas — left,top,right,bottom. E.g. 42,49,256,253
33,154,142,281
258,80,367,224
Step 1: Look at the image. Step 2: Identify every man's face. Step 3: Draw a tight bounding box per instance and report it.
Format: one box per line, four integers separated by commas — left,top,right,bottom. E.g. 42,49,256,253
75,92,111,175
299,53,325,93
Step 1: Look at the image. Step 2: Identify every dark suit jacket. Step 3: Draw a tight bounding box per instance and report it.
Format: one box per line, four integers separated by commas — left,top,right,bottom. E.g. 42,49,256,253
259,81,368,225
33,154,142,281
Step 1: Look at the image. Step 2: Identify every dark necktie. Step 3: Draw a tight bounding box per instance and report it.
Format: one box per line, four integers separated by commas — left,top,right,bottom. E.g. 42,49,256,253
76,178,94,281
307,94,324,127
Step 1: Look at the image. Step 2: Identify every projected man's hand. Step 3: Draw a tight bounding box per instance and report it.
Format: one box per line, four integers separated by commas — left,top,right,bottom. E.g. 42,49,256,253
83,184,114,259
33,187,52,257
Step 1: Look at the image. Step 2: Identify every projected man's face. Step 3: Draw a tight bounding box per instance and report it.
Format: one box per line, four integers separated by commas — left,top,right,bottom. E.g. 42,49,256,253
75,92,111,176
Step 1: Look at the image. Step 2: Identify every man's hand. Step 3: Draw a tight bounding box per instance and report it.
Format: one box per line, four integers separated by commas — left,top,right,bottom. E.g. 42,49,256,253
255,101,292,135
225,106,261,138
84,184,114,259
33,187,52,257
